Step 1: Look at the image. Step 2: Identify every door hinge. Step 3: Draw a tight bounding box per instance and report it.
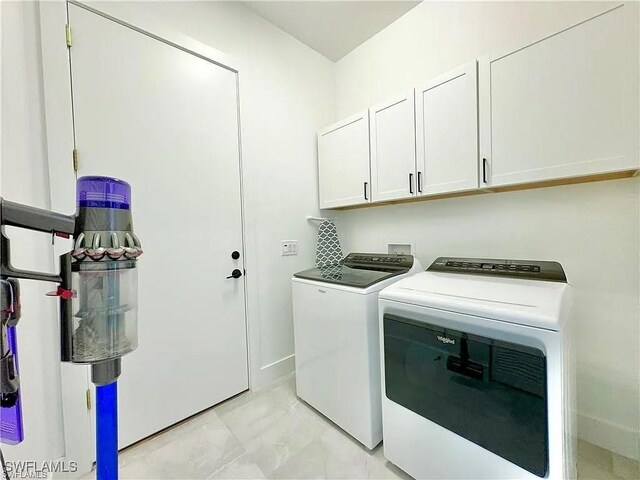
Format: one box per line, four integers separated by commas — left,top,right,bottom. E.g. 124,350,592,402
86,389,92,410
65,24,72,48
73,148,78,172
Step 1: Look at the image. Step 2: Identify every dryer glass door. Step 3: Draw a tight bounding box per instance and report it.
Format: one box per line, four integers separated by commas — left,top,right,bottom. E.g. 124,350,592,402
383,314,548,477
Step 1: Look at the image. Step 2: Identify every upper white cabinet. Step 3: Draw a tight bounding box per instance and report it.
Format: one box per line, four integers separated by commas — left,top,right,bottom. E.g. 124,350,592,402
317,111,371,209
416,62,479,196
317,4,639,209
479,4,639,188
369,92,417,202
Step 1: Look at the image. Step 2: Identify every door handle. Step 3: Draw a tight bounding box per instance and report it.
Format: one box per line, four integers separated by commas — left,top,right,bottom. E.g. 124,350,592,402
409,173,414,194
417,171,423,193
226,269,242,279
364,182,369,201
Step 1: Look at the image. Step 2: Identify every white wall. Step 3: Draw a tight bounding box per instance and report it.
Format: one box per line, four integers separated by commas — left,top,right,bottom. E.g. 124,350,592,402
334,1,640,460
1,0,66,465
2,0,335,467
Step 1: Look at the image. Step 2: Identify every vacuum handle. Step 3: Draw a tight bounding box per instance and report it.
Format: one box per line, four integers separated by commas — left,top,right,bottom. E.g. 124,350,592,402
1,198,75,235
1,231,62,283
0,198,73,282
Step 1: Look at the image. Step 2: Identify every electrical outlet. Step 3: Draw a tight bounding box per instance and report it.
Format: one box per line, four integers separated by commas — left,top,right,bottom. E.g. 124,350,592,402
282,240,298,256
387,242,414,255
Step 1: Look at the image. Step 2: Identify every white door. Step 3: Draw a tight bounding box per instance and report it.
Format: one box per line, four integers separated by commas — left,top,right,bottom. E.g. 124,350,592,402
416,62,479,196
67,4,249,448
318,111,371,209
369,92,416,202
479,4,639,188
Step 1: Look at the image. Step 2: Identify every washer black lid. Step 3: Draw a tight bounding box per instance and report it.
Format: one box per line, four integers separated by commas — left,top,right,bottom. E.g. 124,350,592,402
294,253,414,288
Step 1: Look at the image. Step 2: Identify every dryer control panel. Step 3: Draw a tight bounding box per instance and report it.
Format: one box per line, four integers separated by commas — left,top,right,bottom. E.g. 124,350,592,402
428,257,567,282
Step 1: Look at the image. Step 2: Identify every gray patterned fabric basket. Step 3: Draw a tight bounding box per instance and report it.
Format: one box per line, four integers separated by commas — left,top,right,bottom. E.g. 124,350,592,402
315,220,343,268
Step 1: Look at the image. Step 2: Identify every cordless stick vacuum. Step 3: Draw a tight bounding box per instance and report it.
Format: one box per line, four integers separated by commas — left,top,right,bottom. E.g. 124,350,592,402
1,176,143,480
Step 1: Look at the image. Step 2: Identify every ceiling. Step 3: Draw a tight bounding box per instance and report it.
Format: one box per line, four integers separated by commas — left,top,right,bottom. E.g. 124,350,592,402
242,1,421,61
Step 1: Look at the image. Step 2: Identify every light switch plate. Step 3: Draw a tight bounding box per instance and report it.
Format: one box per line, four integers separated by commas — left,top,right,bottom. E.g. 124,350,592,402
282,240,298,256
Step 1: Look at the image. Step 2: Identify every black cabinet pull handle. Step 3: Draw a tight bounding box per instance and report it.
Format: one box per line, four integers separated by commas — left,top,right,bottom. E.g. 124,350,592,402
417,171,423,193
409,173,414,194
482,158,489,184
226,269,242,279
364,182,368,200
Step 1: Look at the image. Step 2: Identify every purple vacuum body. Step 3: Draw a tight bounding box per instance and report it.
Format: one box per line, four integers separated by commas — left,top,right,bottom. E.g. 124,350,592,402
1,277,24,444
1,327,23,444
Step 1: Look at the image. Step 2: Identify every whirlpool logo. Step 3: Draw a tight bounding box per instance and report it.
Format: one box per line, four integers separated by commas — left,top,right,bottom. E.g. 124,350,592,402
436,335,455,345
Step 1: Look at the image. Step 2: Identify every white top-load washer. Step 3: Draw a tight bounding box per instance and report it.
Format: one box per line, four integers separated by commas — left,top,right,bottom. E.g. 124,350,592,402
292,253,424,449
379,257,575,480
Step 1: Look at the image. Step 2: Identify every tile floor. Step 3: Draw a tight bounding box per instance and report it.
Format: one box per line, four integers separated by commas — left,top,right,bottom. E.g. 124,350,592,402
83,374,639,480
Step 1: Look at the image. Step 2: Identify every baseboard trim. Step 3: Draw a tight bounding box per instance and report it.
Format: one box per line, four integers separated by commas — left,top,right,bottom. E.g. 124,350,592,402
578,413,639,460
256,354,295,389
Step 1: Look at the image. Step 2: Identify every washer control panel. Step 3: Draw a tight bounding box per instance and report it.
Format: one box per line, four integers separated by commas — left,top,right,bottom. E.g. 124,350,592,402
428,257,566,282
343,253,414,271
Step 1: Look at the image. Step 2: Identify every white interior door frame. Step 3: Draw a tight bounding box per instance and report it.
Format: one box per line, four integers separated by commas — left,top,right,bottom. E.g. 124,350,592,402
39,1,256,475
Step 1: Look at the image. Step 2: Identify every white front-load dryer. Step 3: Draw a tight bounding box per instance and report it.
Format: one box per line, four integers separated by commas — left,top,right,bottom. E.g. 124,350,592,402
379,257,575,480
292,253,423,449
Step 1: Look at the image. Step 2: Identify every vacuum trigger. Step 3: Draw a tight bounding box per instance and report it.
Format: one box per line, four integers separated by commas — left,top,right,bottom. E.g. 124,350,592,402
46,286,74,300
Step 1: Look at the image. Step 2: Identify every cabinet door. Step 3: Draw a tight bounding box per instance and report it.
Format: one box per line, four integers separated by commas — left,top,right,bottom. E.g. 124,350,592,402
415,62,479,196
318,111,371,209
369,92,416,202
479,4,639,188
